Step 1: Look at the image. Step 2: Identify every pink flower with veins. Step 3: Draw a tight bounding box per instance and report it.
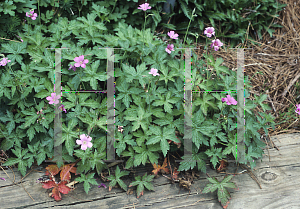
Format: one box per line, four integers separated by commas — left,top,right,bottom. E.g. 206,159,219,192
46,93,61,105
74,55,89,68
149,68,160,76
138,3,151,11
26,9,38,20
167,31,179,39
204,27,215,38
76,134,93,150
165,44,175,54
211,39,223,51
221,95,237,105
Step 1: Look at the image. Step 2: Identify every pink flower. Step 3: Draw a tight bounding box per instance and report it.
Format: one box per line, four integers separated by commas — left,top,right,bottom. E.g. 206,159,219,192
167,31,179,39
0,178,6,181
211,39,223,51
295,104,300,115
69,64,76,71
0,58,11,66
138,3,151,11
76,134,93,150
46,93,61,105
204,27,215,38
165,44,175,54
74,55,89,68
149,68,160,76
221,95,237,105
26,9,38,20
59,104,67,113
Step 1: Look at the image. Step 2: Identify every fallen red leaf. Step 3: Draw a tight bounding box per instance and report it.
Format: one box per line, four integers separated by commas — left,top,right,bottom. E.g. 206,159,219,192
152,158,169,175
160,158,169,174
40,162,79,201
152,163,161,175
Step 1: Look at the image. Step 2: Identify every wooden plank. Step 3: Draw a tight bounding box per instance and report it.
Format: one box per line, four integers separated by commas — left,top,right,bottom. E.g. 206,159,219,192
0,133,299,208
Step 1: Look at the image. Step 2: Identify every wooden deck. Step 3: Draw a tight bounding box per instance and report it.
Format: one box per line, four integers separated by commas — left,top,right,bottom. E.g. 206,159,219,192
1,133,300,209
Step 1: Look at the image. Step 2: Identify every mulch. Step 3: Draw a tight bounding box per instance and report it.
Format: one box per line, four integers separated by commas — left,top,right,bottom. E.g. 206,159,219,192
189,0,300,139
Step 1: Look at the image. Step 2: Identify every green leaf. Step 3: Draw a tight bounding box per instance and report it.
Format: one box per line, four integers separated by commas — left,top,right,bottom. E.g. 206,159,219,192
202,175,237,208
107,166,129,191
129,173,154,198
35,89,51,99
71,74,81,90
178,0,191,19
27,126,35,141
24,114,39,128
75,173,98,194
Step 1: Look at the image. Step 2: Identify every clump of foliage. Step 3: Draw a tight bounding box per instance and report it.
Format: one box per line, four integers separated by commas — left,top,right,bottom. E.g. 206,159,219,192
0,0,279,206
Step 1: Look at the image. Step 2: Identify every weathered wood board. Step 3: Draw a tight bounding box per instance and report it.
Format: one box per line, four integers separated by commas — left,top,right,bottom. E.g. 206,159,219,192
1,133,300,209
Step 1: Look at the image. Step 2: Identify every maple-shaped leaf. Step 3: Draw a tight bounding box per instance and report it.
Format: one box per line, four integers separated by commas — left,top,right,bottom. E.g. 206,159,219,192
202,175,237,209
106,166,130,192
42,178,71,201
160,157,169,174
172,168,180,180
50,181,71,201
51,186,62,201
45,164,61,177
58,181,71,195
42,180,56,189
129,173,154,199
152,163,161,175
152,158,169,175
60,163,77,182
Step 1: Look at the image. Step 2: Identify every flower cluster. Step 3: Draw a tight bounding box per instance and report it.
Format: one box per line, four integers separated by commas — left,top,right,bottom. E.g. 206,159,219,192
204,27,223,51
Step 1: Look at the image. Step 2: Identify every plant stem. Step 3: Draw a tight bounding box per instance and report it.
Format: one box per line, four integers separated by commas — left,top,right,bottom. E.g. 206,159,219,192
183,8,196,48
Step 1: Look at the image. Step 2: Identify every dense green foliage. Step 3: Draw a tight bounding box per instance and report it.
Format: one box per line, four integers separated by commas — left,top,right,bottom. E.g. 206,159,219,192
1,0,279,198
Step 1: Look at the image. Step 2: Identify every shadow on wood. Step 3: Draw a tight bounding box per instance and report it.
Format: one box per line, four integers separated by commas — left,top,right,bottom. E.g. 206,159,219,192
1,133,300,209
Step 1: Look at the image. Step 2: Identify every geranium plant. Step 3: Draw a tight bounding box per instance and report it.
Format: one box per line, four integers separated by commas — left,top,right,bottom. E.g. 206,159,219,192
0,1,289,207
